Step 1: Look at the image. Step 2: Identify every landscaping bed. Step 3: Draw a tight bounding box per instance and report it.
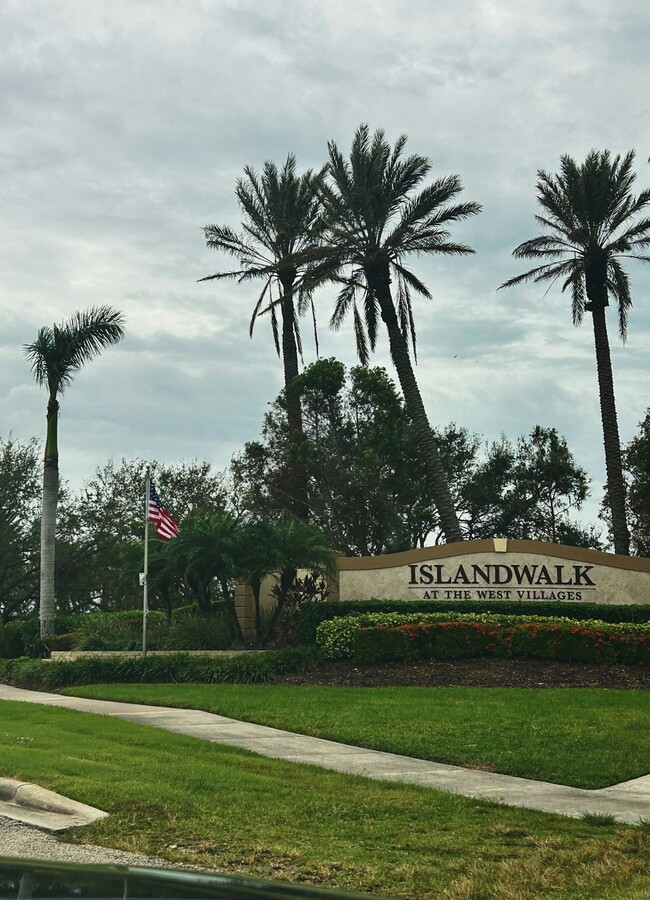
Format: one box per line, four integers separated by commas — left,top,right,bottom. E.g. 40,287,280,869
271,656,650,689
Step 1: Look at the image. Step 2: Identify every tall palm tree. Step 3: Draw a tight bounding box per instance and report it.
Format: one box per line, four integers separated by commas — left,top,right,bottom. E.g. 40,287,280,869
499,150,650,556
313,125,481,544
24,306,125,637
200,155,325,520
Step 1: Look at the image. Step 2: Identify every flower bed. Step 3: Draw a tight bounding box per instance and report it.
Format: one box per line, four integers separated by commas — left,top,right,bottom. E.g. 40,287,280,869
352,619,650,666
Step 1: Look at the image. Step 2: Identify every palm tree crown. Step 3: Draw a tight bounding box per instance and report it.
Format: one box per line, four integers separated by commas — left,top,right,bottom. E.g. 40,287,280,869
312,125,481,544
499,150,650,335
25,306,126,405
200,154,325,359
499,150,650,556
316,124,481,363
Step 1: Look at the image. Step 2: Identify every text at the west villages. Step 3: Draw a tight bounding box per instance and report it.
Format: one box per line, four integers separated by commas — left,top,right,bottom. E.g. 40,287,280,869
407,563,596,600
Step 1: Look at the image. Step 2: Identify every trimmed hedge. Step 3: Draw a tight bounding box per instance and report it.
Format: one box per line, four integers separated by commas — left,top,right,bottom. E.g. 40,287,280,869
298,599,650,645
0,647,319,690
353,620,650,667
317,611,650,659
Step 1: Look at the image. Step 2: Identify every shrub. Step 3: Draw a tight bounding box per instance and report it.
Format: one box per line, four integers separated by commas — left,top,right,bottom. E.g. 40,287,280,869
351,619,650,667
298,599,650,645
0,646,320,689
164,613,234,650
318,612,650,660
317,612,524,659
75,612,167,651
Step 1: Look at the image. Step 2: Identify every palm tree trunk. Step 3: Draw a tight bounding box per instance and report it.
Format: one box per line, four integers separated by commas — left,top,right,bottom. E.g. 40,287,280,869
591,307,630,555
371,277,463,544
40,397,59,638
279,274,309,520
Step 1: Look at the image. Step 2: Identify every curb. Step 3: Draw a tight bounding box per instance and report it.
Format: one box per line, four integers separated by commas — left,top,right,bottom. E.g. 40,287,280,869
0,778,108,832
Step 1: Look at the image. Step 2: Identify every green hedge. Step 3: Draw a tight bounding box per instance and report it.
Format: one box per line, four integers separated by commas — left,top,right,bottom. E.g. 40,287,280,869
298,600,650,645
353,620,650,667
0,647,319,690
317,611,650,659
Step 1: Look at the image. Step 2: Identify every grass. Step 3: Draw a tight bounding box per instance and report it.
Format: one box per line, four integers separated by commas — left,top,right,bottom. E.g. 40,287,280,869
64,683,650,789
2,699,650,899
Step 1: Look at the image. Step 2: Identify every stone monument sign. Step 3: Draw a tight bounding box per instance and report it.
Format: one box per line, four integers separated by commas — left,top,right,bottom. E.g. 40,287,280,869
335,539,650,606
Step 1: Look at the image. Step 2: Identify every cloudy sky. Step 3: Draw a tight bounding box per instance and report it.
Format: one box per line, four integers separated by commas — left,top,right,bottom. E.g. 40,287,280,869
1,0,649,531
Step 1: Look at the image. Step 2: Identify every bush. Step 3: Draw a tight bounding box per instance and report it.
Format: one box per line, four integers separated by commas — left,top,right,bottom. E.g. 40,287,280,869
351,619,650,667
318,612,650,660
298,600,650,645
74,612,167,651
0,646,320,689
0,615,88,659
164,613,234,650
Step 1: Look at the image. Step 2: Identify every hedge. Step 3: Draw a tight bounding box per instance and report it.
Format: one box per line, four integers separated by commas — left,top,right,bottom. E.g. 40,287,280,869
316,611,650,659
0,646,319,690
353,620,650,667
298,599,650,645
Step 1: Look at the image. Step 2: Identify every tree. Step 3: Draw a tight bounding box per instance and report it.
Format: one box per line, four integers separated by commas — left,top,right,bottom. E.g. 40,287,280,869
231,358,440,555
623,408,650,555
233,360,601,553
511,427,596,546
499,150,650,556
236,513,336,646
439,427,599,547
24,306,126,636
74,457,228,613
314,125,481,543
200,155,325,518
0,437,41,621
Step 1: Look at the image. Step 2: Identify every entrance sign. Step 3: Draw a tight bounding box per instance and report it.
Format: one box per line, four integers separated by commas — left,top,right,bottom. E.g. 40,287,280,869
336,539,650,605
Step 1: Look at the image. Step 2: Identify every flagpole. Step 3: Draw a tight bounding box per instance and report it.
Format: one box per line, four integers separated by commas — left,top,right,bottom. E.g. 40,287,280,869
143,467,150,656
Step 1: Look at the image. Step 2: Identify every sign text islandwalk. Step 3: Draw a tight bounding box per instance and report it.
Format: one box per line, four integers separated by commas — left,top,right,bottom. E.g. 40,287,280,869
334,539,650,606
407,562,596,601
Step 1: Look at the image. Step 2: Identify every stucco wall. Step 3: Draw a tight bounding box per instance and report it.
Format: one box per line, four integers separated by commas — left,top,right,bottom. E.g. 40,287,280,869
337,539,650,605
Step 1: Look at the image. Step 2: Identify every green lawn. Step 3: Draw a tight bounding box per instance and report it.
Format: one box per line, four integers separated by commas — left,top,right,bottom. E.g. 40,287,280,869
65,683,650,789
2,699,650,899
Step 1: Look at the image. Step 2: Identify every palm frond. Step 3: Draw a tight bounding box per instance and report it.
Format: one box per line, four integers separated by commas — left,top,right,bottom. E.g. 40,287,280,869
352,302,370,366
24,306,125,398
607,257,632,340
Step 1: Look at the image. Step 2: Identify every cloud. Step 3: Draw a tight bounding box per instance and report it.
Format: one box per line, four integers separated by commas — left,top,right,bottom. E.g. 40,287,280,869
1,0,649,538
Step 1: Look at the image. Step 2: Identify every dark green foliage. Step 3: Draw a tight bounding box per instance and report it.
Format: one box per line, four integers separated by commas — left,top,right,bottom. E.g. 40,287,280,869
0,614,87,658
74,612,167,651
234,361,600,553
297,600,650,645
164,613,233,650
0,646,319,689
354,620,650,666
353,627,415,664
624,408,650,556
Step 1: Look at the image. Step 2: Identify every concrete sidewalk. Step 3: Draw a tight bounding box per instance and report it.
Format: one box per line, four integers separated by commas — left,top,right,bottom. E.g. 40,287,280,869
1,683,649,825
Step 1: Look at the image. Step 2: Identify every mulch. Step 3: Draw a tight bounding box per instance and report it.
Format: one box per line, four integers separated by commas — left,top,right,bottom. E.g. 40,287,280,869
272,657,650,689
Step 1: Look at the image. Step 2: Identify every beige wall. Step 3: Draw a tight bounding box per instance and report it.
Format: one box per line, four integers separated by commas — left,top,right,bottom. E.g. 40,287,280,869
337,539,650,606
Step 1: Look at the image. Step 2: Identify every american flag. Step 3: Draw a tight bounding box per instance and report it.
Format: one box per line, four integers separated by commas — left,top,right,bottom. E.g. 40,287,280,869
148,480,180,540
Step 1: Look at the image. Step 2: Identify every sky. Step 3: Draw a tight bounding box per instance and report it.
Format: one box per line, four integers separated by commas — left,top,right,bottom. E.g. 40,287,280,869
1,0,649,533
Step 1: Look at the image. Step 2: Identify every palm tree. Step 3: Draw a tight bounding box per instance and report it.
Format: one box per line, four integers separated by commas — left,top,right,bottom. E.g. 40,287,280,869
24,306,125,637
236,513,336,646
499,150,650,556
200,155,325,519
313,125,481,544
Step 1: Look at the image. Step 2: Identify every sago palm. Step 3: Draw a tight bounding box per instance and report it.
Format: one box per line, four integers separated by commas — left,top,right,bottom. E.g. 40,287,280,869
499,150,650,555
24,306,125,636
200,155,325,519
314,125,481,544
